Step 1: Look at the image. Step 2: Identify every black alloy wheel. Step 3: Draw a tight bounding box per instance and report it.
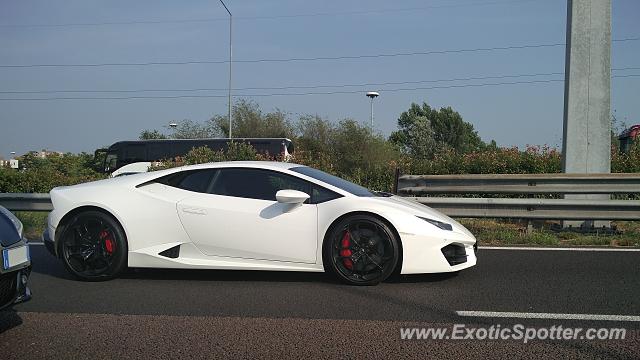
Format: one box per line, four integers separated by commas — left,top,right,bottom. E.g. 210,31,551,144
60,211,127,281
323,215,399,286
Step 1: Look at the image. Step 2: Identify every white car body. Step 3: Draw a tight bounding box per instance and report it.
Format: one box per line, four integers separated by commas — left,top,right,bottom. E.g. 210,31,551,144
45,161,476,275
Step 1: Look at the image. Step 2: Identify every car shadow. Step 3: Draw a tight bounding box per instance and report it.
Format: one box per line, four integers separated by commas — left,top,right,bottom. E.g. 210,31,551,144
387,271,460,283
0,309,23,334
29,246,76,280
120,267,340,284
31,245,461,285
120,268,460,285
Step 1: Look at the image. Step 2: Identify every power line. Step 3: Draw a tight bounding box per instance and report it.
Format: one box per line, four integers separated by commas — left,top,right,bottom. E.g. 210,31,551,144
0,0,541,29
3,75,637,101
0,71,566,94
0,78,569,101
612,74,640,79
1,67,636,95
1,37,637,69
0,43,565,68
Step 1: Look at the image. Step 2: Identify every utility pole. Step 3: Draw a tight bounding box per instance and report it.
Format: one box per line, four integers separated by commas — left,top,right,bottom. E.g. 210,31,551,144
219,0,233,139
562,0,611,227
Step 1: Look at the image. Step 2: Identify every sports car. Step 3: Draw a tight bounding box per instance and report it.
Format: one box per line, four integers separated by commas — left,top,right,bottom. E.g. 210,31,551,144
0,206,32,309
43,161,476,285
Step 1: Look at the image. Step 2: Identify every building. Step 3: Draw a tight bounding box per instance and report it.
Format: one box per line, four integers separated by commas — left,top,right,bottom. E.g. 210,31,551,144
618,124,640,153
0,159,18,169
30,150,64,158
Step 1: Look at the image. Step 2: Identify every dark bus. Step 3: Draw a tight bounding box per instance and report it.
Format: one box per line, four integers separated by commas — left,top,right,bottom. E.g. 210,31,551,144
95,138,294,173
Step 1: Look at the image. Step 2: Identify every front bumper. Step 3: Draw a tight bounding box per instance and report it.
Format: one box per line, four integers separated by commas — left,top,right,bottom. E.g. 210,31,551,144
399,231,477,274
0,266,32,310
0,238,32,311
42,226,57,257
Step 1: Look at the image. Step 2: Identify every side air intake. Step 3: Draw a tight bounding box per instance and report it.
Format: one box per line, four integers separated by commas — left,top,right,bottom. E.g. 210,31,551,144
159,245,180,259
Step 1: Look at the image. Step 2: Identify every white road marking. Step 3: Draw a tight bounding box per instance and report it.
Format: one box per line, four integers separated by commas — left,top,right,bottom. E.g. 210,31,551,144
479,246,640,252
457,311,640,322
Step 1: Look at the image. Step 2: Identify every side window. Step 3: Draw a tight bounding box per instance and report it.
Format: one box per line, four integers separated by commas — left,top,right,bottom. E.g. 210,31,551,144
147,144,164,161
124,144,146,162
312,186,342,204
160,169,217,193
210,168,311,201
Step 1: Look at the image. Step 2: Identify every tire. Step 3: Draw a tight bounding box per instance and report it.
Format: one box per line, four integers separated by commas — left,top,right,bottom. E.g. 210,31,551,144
323,214,399,286
59,210,128,281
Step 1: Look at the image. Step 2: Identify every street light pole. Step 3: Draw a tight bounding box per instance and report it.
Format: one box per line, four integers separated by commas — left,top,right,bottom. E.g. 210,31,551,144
219,0,233,139
366,91,379,129
371,98,375,128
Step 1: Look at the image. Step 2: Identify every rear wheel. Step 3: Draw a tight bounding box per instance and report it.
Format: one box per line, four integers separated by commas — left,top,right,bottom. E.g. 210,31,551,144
59,211,127,281
323,215,399,286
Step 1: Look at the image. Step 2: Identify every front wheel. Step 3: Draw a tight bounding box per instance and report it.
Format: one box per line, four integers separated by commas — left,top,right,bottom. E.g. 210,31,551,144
59,211,128,281
323,215,399,286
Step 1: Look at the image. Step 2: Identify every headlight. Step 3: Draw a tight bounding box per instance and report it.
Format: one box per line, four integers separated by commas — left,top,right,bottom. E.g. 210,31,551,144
417,216,453,231
0,206,24,239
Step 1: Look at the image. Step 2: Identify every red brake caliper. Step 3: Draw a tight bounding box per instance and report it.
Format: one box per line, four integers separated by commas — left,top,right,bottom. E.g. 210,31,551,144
99,230,115,255
339,231,353,270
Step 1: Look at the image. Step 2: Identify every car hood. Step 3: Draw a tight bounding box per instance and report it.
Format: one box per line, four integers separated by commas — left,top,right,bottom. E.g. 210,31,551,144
370,195,474,238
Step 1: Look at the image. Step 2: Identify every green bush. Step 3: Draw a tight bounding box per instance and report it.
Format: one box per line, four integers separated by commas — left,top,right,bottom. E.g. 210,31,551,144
0,152,106,193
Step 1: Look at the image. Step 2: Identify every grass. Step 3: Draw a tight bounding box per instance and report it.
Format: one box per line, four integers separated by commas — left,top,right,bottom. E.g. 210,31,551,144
13,211,640,248
14,211,48,240
460,219,640,247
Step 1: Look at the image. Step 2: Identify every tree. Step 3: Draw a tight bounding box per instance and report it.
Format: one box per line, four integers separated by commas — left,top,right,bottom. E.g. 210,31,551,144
330,120,398,170
389,113,439,159
139,129,168,140
170,119,217,139
210,99,295,138
390,102,485,157
140,121,216,140
296,114,334,154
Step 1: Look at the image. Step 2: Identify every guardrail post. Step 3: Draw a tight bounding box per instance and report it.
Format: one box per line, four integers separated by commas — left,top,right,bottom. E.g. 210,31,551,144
392,168,400,195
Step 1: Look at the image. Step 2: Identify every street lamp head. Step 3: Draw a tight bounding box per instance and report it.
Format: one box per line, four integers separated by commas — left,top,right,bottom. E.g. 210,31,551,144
366,91,379,99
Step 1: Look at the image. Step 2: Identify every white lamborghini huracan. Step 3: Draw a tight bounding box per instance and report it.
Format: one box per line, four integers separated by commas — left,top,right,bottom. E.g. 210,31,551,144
43,161,476,285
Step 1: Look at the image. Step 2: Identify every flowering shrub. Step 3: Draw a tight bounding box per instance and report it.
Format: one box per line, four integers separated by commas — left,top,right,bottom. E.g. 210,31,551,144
612,141,640,173
2,139,638,194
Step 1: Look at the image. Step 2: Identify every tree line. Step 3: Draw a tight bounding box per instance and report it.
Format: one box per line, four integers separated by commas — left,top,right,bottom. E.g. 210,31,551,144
1,99,638,193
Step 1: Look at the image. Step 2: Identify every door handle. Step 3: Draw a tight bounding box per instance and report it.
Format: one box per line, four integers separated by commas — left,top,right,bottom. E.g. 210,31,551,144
181,207,207,215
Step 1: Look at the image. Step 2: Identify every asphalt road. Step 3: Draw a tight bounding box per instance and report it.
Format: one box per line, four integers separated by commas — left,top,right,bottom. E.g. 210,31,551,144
1,245,639,359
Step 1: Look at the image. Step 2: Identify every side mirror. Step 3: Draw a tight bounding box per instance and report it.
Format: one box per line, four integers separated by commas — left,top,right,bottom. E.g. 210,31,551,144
276,189,310,204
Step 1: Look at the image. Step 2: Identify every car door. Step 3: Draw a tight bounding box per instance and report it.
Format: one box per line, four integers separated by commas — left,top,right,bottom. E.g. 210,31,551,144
177,167,318,264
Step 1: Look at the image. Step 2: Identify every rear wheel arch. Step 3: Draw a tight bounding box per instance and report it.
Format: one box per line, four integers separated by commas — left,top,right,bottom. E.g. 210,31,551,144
322,211,403,276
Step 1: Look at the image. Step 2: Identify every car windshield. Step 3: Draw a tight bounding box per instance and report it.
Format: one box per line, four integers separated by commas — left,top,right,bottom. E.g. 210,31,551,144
290,166,376,197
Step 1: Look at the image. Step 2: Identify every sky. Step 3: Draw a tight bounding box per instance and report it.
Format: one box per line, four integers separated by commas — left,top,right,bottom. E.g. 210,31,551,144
0,0,638,157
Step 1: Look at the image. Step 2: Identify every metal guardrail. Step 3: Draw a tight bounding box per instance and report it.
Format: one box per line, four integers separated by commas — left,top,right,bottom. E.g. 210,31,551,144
2,172,640,221
396,173,640,221
0,193,53,212
397,173,640,195
411,197,640,220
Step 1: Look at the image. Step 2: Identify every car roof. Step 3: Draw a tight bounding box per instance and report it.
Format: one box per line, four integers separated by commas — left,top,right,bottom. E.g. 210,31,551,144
120,161,305,184
184,161,301,171
94,160,355,198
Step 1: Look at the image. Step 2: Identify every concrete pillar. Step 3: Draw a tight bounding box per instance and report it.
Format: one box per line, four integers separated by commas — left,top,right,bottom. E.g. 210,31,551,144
561,0,611,228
